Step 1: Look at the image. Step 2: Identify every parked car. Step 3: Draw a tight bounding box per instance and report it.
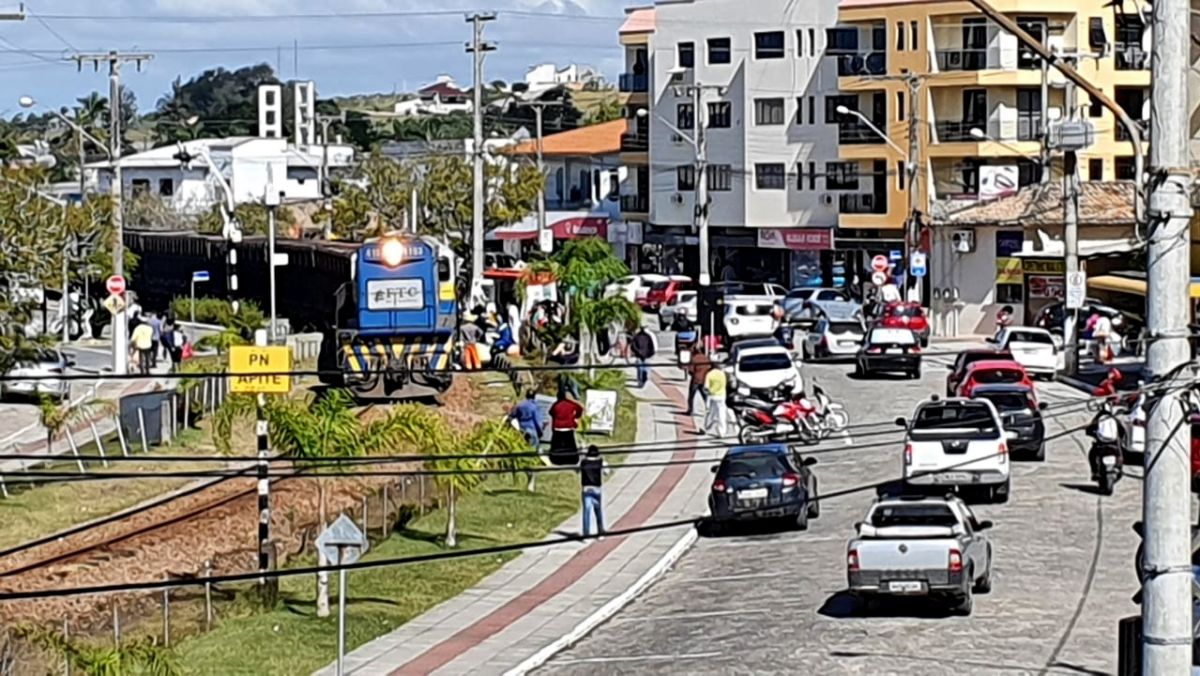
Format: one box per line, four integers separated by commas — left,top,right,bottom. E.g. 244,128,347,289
483,252,518,270
855,327,922,379
604,274,669,304
969,384,1048,461
898,397,1013,503
875,301,931,347
709,443,820,531
712,281,788,299
1035,298,1141,339
1,348,73,402
729,344,803,397
945,349,1014,397
658,290,697,329
723,297,781,339
955,360,1033,399
783,287,849,325
641,276,693,311
847,494,993,615
991,327,1059,377
802,314,866,361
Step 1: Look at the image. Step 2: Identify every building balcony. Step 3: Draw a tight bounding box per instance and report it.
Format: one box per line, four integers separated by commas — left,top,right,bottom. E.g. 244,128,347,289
934,120,983,143
839,122,886,145
618,73,648,93
838,193,886,214
1016,115,1042,142
830,51,886,77
1115,44,1149,70
1116,119,1147,142
620,194,648,213
935,49,988,72
620,132,648,152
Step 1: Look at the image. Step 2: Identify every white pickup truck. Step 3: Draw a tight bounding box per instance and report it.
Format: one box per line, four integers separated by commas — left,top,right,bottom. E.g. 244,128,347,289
847,495,994,616
898,397,1014,503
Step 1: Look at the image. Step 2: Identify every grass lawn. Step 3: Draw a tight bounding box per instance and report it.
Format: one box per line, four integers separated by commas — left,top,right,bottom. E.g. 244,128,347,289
173,387,638,675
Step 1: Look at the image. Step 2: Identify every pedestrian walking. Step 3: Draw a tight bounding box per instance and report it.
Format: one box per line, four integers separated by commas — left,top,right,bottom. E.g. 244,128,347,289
148,312,163,367
160,319,178,372
130,320,156,375
703,361,729,437
579,444,605,537
506,390,545,452
459,320,484,370
548,388,584,466
685,350,712,416
630,326,656,388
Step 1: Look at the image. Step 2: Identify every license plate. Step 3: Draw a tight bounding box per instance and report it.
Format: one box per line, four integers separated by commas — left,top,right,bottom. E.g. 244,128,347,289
1102,456,1117,466
366,279,424,310
886,348,901,354
934,472,970,484
839,340,857,347
738,488,768,500
887,581,925,593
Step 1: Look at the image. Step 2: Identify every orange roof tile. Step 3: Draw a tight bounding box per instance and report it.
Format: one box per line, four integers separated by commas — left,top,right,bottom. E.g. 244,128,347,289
619,7,656,34
504,119,627,157
938,181,1136,226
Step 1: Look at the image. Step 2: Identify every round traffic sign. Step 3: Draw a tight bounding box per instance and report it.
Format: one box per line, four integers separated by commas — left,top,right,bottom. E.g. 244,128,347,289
871,271,888,286
105,275,126,296
871,255,889,272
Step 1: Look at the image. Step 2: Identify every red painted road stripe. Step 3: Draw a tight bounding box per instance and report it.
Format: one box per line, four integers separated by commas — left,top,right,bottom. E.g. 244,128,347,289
390,376,695,675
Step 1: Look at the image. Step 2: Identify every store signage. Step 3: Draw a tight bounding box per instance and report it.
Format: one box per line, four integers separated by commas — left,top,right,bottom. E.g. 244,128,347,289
1021,259,1065,275
756,228,832,251
995,257,1023,284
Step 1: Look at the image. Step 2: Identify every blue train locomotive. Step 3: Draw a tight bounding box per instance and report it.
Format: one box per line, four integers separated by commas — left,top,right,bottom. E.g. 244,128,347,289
318,234,459,400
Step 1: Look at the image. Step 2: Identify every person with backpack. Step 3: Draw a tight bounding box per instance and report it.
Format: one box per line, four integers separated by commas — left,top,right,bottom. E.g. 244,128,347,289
630,326,656,388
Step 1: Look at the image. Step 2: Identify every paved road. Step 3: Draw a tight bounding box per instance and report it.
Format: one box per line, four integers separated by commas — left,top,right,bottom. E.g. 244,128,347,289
540,347,1141,675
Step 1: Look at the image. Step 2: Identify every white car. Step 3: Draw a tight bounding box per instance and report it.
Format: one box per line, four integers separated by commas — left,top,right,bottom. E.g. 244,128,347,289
658,290,697,329
898,397,1013,503
2,349,72,402
604,274,668,304
803,315,866,360
992,327,1058,377
730,345,803,396
723,298,780,339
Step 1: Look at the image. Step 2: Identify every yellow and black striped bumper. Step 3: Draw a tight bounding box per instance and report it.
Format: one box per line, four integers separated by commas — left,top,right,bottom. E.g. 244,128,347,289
339,335,455,374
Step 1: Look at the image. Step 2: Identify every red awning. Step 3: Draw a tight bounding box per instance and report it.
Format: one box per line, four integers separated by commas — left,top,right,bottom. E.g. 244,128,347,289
492,214,609,241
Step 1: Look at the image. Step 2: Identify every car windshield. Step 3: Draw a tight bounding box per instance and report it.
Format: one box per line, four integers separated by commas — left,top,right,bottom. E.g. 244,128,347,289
912,402,998,438
961,351,1009,370
649,281,670,291
871,504,959,528
720,452,787,479
888,304,923,318
739,353,793,372
786,289,814,300
971,368,1024,384
829,321,863,335
1009,331,1053,345
868,328,915,345
816,290,847,300
977,392,1032,413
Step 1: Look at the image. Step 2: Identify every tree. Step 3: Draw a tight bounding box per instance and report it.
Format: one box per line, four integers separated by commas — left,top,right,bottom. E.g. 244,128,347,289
153,64,279,139
583,95,623,125
197,203,296,237
551,237,640,350
37,395,114,458
418,155,543,241
331,153,418,239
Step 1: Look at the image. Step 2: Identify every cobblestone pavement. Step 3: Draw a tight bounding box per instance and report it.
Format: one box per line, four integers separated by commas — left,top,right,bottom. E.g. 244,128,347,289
540,354,1140,676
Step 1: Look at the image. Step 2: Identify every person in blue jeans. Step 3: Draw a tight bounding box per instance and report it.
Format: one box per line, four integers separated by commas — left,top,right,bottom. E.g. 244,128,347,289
630,327,656,388
507,389,545,450
580,444,605,537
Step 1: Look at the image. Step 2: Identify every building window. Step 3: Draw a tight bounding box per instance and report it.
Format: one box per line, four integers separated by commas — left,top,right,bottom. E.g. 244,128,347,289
677,102,694,130
796,29,804,57
754,98,785,125
996,284,1024,304
809,28,817,56
808,161,817,190
131,178,150,196
897,160,906,191
707,101,732,128
896,91,906,121
808,96,816,124
678,41,695,68
707,37,732,64
825,95,855,123
795,98,804,124
677,165,696,191
158,178,174,196
755,31,785,59
796,162,806,190
1017,159,1039,187
1089,17,1107,51
1088,158,1103,181
910,20,919,51
896,22,906,50
994,228,1025,304
1115,157,1136,180
756,163,786,190
708,164,732,191
826,162,859,190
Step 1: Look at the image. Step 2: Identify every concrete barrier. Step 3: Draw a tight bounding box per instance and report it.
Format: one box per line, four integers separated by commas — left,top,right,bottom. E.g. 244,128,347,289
288,332,323,363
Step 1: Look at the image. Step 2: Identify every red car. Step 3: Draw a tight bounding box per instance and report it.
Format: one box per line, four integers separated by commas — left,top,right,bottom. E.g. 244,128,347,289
876,302,930,347
640,276,693,311
956,360,1035,399
945,348,1014,396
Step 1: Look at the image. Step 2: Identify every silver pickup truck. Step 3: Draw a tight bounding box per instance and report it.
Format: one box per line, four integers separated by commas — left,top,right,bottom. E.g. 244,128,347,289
847,495,994,615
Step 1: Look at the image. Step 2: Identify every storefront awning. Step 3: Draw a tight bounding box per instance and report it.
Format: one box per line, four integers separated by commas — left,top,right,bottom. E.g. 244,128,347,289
1088,275,1200,299
488,211,608,241
1013,229,1138,258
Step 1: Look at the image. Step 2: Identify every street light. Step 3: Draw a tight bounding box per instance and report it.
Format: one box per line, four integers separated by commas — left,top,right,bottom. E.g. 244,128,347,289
19,96,110,158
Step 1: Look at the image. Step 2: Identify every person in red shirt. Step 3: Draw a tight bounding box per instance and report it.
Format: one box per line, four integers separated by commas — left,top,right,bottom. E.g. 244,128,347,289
548,388,584,466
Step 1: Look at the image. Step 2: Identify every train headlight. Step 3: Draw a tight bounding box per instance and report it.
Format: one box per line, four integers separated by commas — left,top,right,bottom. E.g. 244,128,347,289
381,238,405,267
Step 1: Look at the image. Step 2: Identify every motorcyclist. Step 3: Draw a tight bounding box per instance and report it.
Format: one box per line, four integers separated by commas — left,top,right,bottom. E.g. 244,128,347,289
1086,400,1122,480
1092,367,1123,403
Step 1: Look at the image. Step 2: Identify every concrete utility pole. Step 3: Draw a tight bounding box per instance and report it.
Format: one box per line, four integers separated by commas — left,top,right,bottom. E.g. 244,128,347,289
1142,0,1195,667
1061,75,1081,376
317,114,341,240
518,100,562,254
904,74,922,304
70,51,152,376
692,84,710,287
75,107,86,202
466,13,495,293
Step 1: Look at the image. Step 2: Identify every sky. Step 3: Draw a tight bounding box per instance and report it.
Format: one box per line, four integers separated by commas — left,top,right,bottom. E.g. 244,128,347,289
0,0,631,116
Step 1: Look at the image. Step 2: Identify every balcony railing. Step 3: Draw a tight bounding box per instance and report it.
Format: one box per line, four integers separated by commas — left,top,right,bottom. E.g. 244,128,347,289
620,194,649,213
838,122,885,144
935,120,984,142
1115,43,1149,70
618,73,648,93
1116,119,1147,142
830,51,886,77
620,132,648,152
935,49,988,71
839,193,886,214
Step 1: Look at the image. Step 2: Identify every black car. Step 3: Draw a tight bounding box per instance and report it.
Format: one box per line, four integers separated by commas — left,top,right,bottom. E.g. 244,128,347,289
709,444,819,531
970,384,1048,461
855,327,922,379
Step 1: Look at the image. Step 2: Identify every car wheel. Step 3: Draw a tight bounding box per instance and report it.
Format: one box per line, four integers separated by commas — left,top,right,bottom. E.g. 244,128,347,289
854,361,863,377
992,481,1010,504
807,476,820,518
1032,442,1046,462
952,587,974,616
920,336,929,348
910,368,921,380
974,546,994,594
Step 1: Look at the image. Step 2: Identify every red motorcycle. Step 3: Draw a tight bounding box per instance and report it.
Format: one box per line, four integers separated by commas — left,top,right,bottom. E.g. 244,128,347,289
731,386,823,445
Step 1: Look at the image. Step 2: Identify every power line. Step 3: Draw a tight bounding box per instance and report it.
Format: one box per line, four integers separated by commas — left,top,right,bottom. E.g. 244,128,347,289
25,4,77,53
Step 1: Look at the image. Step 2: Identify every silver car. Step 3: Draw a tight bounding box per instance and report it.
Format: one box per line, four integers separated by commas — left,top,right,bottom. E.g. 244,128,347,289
2,349,73,402
658,291,697,329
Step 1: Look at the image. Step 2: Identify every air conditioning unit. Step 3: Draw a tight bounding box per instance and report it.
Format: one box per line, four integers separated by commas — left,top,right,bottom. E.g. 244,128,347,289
820,193,836,207
670,192,685,206
951,230,976,254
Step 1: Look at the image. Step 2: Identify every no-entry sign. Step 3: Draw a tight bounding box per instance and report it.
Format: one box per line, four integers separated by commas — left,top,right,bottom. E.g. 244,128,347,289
871,255,889,272
105,275,126,296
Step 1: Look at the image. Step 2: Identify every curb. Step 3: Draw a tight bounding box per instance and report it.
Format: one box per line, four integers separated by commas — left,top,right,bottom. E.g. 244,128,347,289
502,527,699,676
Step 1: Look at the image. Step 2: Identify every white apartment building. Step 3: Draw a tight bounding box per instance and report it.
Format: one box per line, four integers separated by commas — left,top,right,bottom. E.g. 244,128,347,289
619,0,848,284
393,76,473,117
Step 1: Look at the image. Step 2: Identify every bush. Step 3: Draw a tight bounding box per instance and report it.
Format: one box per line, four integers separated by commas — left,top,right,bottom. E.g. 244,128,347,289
171,297,265,340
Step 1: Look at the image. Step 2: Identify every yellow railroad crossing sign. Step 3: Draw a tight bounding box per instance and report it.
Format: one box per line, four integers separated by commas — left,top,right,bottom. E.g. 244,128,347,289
230,345,292,394
103,293,125,315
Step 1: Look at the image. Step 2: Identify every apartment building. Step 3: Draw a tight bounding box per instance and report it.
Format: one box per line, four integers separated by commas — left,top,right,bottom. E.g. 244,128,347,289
618,0,848,286
834,0,1148,331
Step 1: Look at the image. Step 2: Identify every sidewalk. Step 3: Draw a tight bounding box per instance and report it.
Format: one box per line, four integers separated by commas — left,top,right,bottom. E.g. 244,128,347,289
316,374,721,676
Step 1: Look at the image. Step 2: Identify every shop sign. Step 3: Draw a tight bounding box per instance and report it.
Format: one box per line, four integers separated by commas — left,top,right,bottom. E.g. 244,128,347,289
995,257,1023,284
1022,259,1065,275
1028,275,1065,299
756,228,833,251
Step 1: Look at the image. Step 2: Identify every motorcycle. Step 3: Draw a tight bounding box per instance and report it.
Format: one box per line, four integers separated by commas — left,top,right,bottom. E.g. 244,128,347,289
730,385,824,445
810,383,848,434
1087,407,1123,495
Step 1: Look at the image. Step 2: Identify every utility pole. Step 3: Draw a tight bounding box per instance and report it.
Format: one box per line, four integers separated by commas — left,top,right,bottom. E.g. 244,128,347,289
75,107,86,202
466,13,496,294
1061,75,1081,376
1143,0,1195,667
693,84,710,287
70,50,152,376
1038,32,1051,185
317,114,341,240
519,100,562,254
904,74,923,305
